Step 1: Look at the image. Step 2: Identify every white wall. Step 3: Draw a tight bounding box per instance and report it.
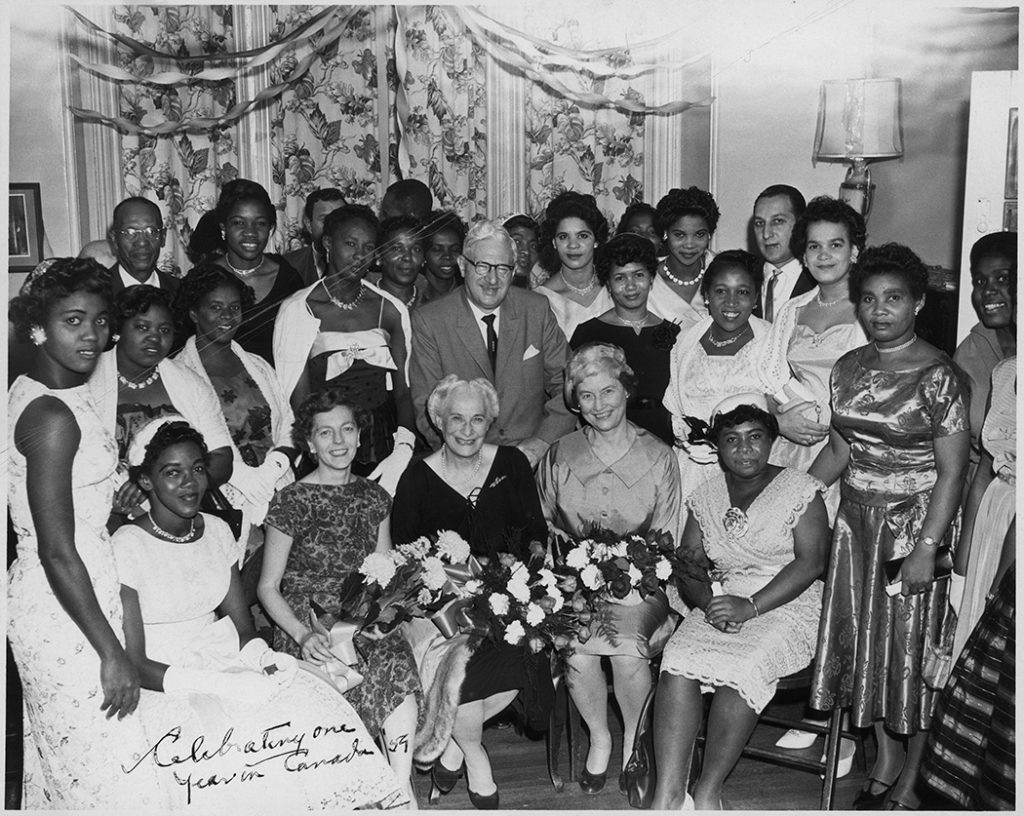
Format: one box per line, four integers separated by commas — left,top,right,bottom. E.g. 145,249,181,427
9,4,75,298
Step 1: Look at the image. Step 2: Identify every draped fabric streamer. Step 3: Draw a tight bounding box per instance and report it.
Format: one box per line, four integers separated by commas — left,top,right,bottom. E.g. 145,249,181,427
65,5,337,63
456,6,706,80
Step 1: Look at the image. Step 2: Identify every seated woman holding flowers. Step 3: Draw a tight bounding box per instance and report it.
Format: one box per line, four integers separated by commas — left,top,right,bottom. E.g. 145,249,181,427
256,390,421,806
114,418,406,809
537,343,681,795
650,397,828,810
391,374,549,809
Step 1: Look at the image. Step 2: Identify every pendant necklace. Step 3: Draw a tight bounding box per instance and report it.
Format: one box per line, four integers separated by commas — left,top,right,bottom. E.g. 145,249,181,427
118,368,161,390
225,255,264,278
150,515,195,543
327,281,365,311
706,325,751,348
876,336,917,354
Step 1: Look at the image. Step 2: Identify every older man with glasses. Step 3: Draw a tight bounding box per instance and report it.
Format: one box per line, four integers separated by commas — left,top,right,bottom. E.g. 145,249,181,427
106,197,179,296
410,219,575,466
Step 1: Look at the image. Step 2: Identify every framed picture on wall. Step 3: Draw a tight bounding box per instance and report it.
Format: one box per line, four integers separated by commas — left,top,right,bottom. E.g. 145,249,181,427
9,183,44,272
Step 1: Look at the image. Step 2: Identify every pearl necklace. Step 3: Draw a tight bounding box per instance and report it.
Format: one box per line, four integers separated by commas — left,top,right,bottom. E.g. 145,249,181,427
562,274,596,297
225,255,264,278
327,281,365,311
616,312,651,332
706,324,751,348
118,368,161,390
815,292,847,308
441,446,482,485
875,335,917,354
661,259,705,288
149,514,195,543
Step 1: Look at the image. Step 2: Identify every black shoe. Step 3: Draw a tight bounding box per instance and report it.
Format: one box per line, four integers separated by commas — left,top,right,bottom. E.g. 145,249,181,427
468,788,500,809
853,779,894,810
431,759,464,795
579,767,607,795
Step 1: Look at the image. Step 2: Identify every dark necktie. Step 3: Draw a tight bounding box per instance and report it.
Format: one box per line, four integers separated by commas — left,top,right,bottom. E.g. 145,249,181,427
764,267,782,322
482,314,498,370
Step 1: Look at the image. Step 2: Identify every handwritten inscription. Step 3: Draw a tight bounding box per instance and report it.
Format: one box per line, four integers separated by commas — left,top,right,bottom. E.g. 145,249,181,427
124,721,375,805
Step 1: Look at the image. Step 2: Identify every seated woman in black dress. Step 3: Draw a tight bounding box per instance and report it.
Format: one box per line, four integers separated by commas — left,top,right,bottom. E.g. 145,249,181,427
210,179,303,365
570,232,678,444
392,375,549,809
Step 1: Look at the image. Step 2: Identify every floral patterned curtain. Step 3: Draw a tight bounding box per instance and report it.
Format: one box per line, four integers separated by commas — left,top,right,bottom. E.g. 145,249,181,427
109,5,240,276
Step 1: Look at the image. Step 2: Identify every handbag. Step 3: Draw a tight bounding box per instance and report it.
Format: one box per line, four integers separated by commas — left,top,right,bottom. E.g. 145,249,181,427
922,611,957,691
621,685,657,809
200,484,244,540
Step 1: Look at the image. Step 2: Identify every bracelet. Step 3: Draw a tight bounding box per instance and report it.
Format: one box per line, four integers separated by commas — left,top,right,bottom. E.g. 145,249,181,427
748,595,759,618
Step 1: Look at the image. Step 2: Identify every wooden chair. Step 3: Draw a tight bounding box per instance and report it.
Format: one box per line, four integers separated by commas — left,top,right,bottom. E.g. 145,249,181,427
692,665,865,810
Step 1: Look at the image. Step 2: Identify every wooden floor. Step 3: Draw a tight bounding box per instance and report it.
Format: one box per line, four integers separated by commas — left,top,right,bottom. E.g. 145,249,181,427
412,699,871,810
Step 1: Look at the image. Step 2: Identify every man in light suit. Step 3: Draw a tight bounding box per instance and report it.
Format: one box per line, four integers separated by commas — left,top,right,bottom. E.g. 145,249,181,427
752,184,815,321
107,197,179,297
410,220,575,466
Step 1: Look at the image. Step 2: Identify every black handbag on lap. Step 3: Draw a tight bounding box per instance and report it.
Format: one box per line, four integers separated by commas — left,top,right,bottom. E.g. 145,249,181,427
622,686,657,808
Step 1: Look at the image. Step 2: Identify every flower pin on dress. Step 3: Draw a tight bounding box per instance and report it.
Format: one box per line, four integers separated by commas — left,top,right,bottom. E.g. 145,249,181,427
722,506,749,539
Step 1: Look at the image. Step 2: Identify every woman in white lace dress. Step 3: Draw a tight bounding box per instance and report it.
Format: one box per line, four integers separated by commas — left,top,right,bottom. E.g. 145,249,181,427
7,259,164,809
757,196,868,519
663,250,770,502
651,400,828,810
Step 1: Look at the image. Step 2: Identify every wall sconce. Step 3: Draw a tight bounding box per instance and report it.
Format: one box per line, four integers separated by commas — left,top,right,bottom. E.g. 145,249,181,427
813,78,904,218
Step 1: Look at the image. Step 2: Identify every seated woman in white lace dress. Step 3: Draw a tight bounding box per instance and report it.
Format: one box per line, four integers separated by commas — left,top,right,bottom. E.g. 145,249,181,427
112,419,406,810
650,398,828,810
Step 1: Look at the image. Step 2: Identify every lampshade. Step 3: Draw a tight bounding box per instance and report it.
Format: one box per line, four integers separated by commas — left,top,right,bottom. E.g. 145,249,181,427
813,78,904,163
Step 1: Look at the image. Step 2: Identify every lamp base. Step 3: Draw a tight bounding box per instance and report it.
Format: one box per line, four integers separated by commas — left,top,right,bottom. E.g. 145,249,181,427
839,159,875,218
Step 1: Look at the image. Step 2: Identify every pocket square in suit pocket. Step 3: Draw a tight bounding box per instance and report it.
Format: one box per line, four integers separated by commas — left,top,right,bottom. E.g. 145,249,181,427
523,345,540,361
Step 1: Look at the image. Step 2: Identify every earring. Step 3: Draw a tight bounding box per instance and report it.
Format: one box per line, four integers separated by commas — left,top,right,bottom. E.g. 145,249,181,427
29,325,47,346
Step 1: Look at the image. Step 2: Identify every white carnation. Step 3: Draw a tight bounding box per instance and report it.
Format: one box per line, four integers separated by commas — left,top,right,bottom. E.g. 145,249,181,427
421,556,448,591
628,564,643,586
435,530,471,563
489,593,511,616
361,552,397,586
504,619,526,645
565,545,590,570
580,564,604,590
655,558,672,581
526,602,546,626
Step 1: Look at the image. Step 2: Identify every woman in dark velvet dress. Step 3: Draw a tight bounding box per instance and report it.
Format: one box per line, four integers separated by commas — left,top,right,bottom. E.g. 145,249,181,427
570,232,677,445
211,179,303,365
391,375,548,809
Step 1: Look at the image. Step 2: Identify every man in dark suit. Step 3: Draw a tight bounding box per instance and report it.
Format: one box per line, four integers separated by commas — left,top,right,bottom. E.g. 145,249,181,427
282,187,346,286
752,184,815,320
107,197,179,296
410,220,575,466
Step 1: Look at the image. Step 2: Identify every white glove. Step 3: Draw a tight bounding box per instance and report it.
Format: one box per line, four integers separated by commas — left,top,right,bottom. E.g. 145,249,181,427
163,665,276,704
368,428,415,496
948,572,966,616
238,638,298,689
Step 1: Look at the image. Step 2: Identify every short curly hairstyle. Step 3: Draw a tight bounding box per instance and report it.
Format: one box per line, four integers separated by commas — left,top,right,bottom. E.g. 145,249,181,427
426,374,500,432
654,187,721,237
616,202,658,235
321,204,380,245
595,233,657,286
789,195,867,260
849,243,928,303
9,257,112,342
710,404,780,446
292,390,371,453
112,284,174,334
129,420,209,484
563,342,638,411
173,262,256,327
700,249,763,297
216,178,276,227
538,191,610,273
